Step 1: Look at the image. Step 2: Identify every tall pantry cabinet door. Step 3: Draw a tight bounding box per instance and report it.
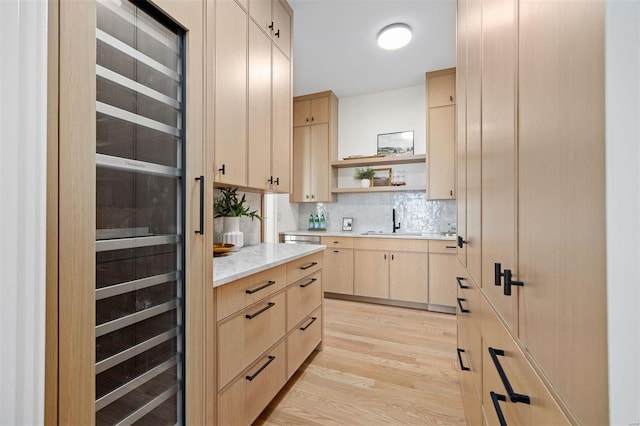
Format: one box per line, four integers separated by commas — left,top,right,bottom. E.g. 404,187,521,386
456,0,468,267
215,0,248,186
292,126,311,201
428,105,456,200
518,1,607,424
271,46,291,192
465,0,482,285
480,0,518,332
247,22,272,190
309,124,330,201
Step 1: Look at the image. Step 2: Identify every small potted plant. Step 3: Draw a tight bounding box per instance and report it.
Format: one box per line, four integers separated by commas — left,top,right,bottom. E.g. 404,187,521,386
214,187,262,248
354,167,375,188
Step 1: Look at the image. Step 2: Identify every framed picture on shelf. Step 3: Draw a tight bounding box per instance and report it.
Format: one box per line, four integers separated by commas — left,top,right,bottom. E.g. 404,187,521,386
372,168,392,186
377,131,414,155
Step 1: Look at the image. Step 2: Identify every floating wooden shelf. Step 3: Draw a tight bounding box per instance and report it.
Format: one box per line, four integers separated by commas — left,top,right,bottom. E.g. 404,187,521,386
331,154,426,168
331,185,426,194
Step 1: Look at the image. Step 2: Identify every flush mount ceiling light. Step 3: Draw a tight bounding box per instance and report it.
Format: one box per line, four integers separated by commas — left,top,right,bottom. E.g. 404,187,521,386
377,23,412,50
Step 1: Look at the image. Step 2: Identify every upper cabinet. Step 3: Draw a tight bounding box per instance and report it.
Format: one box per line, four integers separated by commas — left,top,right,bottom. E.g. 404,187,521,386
426,68,456,200
291,91,338,203
249,0,291,58
213,0,292,193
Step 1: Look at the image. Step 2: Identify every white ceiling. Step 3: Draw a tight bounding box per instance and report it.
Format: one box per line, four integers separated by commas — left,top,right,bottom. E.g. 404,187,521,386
288,0,457,99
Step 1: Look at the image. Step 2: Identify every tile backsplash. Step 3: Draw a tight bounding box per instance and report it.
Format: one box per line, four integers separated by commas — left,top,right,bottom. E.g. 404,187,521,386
297,192,456,234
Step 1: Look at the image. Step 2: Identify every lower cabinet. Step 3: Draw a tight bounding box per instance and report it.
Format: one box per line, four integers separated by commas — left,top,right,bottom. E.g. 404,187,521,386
428,241,458,308
215,252,323,425
354,249,390,298
389,251,428,303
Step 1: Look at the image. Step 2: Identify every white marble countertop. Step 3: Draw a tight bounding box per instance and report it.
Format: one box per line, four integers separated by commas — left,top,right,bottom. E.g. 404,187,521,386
280,230,457,241
213,243,325,288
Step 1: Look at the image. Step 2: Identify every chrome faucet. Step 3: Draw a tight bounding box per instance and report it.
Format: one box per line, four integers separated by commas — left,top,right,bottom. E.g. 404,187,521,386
392,208,401,233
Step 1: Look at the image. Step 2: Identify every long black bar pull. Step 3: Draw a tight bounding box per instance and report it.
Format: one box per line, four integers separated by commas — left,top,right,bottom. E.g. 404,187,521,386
488,347,531,404
195,176,204,234
490,392,508,426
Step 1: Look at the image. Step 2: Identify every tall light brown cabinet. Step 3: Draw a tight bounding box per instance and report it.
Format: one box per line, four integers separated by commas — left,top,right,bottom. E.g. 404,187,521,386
455,0,607,425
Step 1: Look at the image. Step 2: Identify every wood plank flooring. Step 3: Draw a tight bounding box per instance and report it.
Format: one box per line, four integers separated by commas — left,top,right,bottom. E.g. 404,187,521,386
256,298,465,425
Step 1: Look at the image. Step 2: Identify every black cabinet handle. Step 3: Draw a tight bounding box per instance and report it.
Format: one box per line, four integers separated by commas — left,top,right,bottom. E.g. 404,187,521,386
268,21,274,30
310,116,314,121
333,250,339,253
488,347,531,404
300,261,318,270
457,297,470,313
457,235,468,248
305,117,309,122
446,245,457,249
245,280,276,295
490,392,508,426
194,176,204,235
450,95,454,102
218,164,226,175
275,29,280,38
384,254,387,260
268,176,274,184
495,263,505,286
456,348,470,371
275,177,280,185
503,269,524,296
391,254,395,260
300,278,317,288
456,276,469,289
245,302,275,319
300,316,317,331
246,355,275,381
450,189,453,196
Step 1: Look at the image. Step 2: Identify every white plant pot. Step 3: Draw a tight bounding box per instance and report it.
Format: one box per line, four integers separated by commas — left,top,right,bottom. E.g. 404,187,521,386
360,178,371,188
222,216,243,248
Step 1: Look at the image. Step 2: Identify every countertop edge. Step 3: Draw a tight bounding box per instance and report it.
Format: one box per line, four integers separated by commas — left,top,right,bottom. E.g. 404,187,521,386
213,243,325,288
279,230,457,241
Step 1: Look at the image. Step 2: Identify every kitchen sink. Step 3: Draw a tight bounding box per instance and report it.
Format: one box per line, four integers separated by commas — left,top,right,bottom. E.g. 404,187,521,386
360,231,423,236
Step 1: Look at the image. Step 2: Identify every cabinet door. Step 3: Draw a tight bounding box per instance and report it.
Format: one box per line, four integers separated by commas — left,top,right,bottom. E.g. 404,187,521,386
481,0,518,333
465,0,482,285
272,0,291,58
247,22,272,190
309,96,329,124
428,73,456,107
389,252,428,303
293,100,310,127
215,0,247,186
271,46,291,192
248,0,271,33
323,249,354,294
428,105,456,200
428,253,456,307
309,123,330,202
354,250,389,299
291,126,310,202
518,1,606,424
456,0,468,267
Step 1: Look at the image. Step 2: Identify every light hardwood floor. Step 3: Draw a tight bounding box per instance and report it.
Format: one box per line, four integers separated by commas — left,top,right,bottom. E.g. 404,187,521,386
256,298,465,425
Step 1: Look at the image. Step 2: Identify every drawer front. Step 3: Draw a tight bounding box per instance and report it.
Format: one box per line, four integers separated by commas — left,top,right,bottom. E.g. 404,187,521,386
320,236,354,249
429,239,459,254
287,271,322,331
287,306,322,378
286,251,323,284
218,291,286,390
353,238,429,253
458,349,483,426
481,297,571,426
218,339,287,426
216,265,287,320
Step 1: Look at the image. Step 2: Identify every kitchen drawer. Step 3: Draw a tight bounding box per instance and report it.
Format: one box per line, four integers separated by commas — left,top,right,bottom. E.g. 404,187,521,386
218,291,286,390
287,271,322,331
429,239,459,254
481,297,571,426
216,265,287,320
286,251,323,285
458,344,483,426
321,236,354,249
218,339,287,426
287,306,322,378
354,238,429,253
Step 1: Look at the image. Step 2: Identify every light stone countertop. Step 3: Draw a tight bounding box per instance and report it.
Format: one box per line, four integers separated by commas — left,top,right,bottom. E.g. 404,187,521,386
280,230,457,241
213,243,325,288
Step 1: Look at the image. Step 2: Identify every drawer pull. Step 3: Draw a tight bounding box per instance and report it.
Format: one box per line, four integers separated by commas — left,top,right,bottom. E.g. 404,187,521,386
245,355,275,381
503,269,524,296
333,250,339,253
457,235,468,248
456,276,469,289
333,241,339,244
488,347,531,404
495,263,505,286
300,278,318,288
490,391,508,426
445,245,457,249
457,297,470,313
245,302,275,319
245,280,276,295
300,261,318,270
300,316,317,331
456,348,470,371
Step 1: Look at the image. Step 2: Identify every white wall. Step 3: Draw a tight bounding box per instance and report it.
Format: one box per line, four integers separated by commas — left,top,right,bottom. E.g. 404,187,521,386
0,1,47,424
605,1,640,424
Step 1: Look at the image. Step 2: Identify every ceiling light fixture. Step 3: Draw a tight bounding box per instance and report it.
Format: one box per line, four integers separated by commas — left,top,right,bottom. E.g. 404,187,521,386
377,23,412,50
